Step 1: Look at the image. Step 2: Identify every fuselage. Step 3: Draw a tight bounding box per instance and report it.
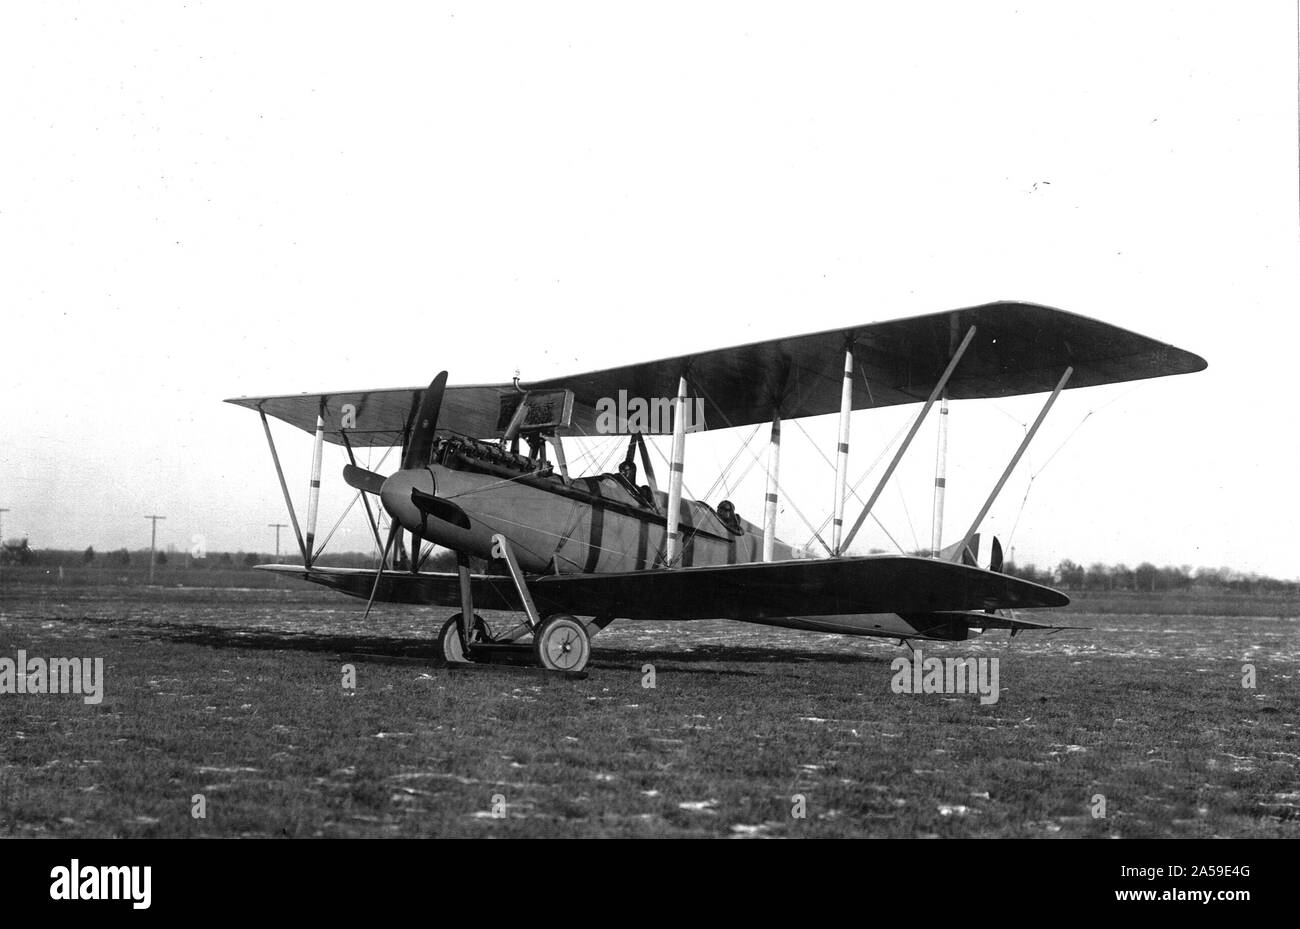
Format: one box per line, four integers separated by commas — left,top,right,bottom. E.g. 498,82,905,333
381,435,793,574
375,436,983,641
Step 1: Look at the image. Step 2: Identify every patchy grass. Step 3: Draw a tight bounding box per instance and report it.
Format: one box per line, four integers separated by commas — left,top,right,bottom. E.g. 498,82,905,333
0,583,1296,838
2,564,303,591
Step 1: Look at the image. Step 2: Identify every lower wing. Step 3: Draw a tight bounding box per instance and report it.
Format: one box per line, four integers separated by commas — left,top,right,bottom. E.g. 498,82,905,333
527,555,1067,620
260,555,1066,619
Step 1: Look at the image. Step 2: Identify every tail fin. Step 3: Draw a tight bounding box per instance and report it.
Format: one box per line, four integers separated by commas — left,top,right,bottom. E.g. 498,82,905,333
937,534,979,566
936,534,1004,572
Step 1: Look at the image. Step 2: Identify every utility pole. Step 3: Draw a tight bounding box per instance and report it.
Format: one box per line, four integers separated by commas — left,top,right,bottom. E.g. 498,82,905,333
144,515,165,585
269,523,287,559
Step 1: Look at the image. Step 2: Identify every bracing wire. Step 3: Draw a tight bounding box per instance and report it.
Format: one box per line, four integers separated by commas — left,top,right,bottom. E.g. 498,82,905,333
795,412,916,553
895,480,921,555
702,424,762,502
1003,382,1146,550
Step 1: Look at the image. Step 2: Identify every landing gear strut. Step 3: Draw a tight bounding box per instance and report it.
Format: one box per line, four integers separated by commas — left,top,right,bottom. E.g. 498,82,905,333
441,535,601,673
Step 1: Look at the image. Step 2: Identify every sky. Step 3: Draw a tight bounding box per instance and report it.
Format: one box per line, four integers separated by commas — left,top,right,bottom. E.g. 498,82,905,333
2,2,1298,578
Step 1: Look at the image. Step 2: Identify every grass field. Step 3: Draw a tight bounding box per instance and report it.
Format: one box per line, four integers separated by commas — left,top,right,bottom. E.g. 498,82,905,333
1,576,1297,838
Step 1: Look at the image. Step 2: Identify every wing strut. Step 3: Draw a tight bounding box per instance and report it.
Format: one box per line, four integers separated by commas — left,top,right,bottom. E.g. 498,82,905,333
665,375,689,566
548,434,571,484
633,433,662,510
259,410,307,562
957,366,1073,563
930,395,949,556
841,325,977,553
931,314,961,556
762,411,782,561
341,431,385,556
304,400,326,568
832,340,854,555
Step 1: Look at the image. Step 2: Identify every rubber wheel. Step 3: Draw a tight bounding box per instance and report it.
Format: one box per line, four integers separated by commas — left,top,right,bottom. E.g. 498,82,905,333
439,613,488,662
533,614,591,672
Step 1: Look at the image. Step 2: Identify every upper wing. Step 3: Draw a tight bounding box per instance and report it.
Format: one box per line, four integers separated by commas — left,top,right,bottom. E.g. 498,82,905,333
225,383,516,448
528,555,1069,620
524,300,1206,434
226,301,1206,445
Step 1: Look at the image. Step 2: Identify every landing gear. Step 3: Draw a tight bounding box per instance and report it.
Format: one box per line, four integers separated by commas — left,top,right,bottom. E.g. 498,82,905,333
534,613,591,672
439,612,490,663
441,534,600,673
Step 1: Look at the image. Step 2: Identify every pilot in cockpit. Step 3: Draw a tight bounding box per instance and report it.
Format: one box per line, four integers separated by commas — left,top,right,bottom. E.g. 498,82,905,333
716,499,743,534
616,460,655,509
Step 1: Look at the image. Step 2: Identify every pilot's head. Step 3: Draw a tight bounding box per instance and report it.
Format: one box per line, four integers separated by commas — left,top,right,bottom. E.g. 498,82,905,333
618,460,637,482
718,500,735,520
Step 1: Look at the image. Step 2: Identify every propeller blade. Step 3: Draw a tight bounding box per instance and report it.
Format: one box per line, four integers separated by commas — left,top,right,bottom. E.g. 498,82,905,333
411,487,472,530
363,522,401,622
990,537,1004,573
343,464,386,495
402,371,448,470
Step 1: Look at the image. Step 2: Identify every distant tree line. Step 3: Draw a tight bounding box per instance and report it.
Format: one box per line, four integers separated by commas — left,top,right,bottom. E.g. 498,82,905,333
1004,559,1300,595
7,546,461,573
24,547,240,569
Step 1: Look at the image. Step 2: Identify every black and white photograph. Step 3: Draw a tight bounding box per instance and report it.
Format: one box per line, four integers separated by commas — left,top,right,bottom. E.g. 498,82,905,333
1,0,1294,908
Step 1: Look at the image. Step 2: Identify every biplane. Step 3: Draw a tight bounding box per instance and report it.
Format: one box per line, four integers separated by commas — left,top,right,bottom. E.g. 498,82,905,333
227,301,1205,672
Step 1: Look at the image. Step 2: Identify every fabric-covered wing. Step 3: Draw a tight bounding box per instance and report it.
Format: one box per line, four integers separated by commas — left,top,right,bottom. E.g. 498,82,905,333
226,383,516,448
527,555,1069,620
227,301,1206,444
528,300,1206,434
254,565,522,608
257,556,1066,620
